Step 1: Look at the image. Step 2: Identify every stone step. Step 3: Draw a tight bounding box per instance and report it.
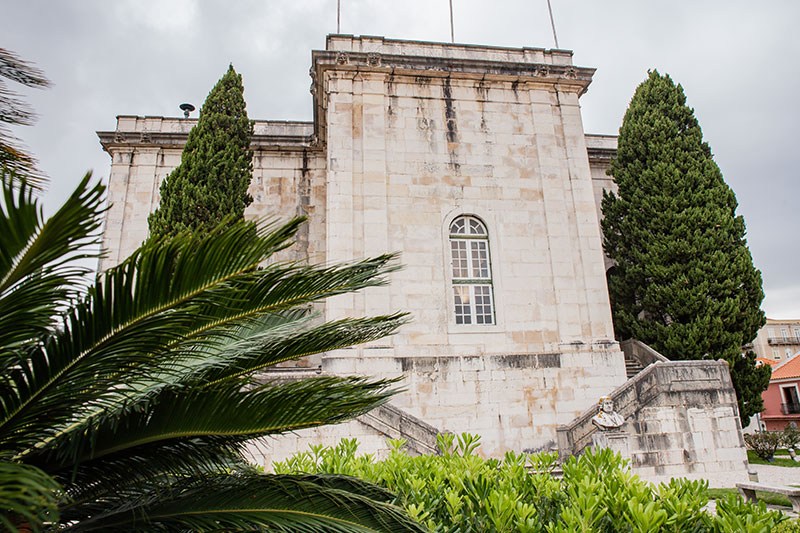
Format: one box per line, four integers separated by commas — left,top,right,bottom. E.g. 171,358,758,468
624,360,645,379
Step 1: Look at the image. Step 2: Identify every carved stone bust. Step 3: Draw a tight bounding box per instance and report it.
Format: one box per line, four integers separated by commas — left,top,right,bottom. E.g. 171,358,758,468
591,396,625,431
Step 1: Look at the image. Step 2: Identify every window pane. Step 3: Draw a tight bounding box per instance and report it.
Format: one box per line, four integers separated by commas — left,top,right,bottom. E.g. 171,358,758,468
473,285,493,324
470,241,490,278
453,285,472,324
468,218,486,235
451,240,469,278
450,218,466,234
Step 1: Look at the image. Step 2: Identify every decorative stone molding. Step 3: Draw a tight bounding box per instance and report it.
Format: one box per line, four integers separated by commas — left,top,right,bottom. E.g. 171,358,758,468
564,66,577,79
335,52,349,65
366,52,381,67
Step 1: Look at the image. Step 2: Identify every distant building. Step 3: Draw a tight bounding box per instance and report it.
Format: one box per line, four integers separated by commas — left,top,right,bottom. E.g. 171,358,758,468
759,353,800,431
750,319,800,362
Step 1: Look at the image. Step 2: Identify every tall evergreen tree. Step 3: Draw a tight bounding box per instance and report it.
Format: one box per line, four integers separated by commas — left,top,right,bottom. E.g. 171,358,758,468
602,70,768,426
148,65,253,238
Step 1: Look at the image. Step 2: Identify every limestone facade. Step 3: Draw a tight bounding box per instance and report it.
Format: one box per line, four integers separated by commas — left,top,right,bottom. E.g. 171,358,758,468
97,36,741,465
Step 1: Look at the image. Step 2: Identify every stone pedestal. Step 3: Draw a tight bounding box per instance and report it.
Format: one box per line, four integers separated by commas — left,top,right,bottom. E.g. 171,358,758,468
592,430,631,460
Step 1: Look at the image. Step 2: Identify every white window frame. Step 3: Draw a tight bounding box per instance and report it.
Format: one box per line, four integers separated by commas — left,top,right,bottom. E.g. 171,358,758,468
448,215,495,325
781,384,800,410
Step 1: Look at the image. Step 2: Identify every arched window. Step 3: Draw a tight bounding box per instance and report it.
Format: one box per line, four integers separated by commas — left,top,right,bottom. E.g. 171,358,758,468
449,215,494,325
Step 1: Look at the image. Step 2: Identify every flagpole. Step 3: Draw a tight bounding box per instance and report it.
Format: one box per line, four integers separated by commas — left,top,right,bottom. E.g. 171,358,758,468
449,0,455,43
337,0,341,33
546,0,559,48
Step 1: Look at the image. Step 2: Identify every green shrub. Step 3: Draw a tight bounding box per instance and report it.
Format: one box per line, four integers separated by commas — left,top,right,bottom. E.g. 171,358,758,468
274,434,786,532
775,519,800,533
744,431,784,460
782,426,800,449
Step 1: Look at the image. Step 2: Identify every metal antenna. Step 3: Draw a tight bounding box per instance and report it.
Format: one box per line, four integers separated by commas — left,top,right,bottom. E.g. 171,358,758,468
337,0,341,33
449,0,455,43
546,0,559,48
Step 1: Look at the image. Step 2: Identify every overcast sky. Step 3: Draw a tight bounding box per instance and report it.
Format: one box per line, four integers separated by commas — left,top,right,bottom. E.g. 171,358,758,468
3,0,799,318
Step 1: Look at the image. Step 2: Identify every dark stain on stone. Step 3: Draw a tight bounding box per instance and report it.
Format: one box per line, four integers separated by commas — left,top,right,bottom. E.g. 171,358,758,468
295,149,311,260
476,80,489,133
497,353,561,369
442,77,460,173
442,77,458,143
387,74,398,118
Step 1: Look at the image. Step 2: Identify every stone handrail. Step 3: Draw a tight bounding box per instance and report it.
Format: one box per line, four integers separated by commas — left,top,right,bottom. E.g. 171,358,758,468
620,338,669,368
556,359,731,458
357,403,441,456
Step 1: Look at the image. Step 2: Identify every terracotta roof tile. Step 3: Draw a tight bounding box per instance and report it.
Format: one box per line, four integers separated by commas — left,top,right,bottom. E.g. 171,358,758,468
771,352,800,380
756,358,781,368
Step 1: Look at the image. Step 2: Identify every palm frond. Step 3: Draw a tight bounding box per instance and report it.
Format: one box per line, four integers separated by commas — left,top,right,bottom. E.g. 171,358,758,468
0,219,300,453
188,314,408,388
33,376,397,469
66,473,424,532
0,171,104,355
0,461,61,532
53,438,250,523
0,223,400,456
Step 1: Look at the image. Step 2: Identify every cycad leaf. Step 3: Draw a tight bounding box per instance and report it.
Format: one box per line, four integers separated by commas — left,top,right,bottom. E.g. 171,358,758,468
37,377,396,466
0,461,61,532
0,171,104,354
69,473,424,532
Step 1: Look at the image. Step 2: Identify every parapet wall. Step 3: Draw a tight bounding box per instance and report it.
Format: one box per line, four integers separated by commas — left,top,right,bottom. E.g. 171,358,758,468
558,359,747,477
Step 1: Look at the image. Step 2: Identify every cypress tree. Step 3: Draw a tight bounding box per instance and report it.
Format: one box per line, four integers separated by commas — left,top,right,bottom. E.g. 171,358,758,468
601,70,768,426
148,65,253,238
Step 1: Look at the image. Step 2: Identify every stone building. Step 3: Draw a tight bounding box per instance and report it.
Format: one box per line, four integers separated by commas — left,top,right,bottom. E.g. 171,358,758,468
98,35,747,476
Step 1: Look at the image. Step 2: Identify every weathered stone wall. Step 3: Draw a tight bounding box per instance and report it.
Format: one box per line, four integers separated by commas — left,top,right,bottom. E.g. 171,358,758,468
325,348,626,456
98,117,325,271
318,36,618,357
246,418,394,470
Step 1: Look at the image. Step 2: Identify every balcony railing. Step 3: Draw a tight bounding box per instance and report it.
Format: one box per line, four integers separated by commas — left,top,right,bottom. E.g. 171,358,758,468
768,337,800,345
781,403,800,415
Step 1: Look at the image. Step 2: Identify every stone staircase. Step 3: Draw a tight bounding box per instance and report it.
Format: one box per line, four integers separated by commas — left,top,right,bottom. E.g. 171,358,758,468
620,338,668,378
259,366,440,456
624,357,645,379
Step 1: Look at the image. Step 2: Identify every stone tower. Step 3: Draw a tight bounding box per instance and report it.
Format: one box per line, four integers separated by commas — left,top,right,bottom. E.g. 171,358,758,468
98,35,632,458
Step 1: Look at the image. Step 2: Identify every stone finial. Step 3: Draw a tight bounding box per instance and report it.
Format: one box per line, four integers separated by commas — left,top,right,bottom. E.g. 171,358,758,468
591,396,625,431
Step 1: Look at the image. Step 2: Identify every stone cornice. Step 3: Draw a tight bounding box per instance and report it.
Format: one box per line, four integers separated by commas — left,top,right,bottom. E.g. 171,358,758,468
310,48,596,151
587,146,616,165
97,123,317,154
311,50,595,86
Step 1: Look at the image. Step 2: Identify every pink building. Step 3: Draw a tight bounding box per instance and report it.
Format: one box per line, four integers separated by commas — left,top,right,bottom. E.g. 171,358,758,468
760,354,800,431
